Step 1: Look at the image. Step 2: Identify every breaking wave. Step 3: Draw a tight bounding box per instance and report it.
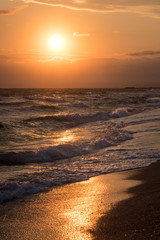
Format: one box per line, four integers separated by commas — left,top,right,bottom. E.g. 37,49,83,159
23,112,109,128
23,106,144,126
110,107,143,118
1,89,160,204
0,123,132,166
0,170,89,204
0,123,133,203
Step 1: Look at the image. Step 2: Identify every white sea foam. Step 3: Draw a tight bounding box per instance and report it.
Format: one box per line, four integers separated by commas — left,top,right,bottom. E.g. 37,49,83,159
1,120,159,205
0,171,90,204
24,108,141,125
0,123,132,166
1,89,160,204
110,107,143,118
0,122,134,203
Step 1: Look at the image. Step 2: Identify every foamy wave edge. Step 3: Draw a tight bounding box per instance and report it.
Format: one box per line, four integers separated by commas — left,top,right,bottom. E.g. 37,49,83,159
0,124,132,166
0,125,132,204
23,105,144,126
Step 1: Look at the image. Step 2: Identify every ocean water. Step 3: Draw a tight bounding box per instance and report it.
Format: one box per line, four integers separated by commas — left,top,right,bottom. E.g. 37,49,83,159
0,88,160,204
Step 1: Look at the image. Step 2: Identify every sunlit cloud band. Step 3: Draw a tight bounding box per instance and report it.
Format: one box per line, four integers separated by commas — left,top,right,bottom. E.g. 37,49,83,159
18,0,160,18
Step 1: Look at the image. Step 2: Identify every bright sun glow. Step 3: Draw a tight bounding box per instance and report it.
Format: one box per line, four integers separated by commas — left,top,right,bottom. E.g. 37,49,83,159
49,35,64,50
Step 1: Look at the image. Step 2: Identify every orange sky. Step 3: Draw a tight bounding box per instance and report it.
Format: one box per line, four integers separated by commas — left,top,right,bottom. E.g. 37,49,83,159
1,0,160,87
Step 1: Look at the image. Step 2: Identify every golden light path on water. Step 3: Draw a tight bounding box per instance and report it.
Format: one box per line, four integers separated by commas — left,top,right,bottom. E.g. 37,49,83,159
56,130,75,144
0,172,140,240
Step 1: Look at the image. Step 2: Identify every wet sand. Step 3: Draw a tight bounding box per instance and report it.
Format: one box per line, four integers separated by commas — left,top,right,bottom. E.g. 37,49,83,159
1,161,160,240
92,161,160,240
0,171,139,240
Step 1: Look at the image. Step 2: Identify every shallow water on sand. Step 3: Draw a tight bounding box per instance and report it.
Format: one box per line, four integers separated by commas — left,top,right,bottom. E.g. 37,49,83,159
0,172,140,240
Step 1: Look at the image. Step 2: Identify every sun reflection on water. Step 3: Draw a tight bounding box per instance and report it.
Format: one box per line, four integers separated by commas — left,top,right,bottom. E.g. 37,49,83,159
56,130,75,144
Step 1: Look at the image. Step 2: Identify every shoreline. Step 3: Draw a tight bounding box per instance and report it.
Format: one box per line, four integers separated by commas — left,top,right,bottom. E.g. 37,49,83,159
0,161,159,239
92,160,160,240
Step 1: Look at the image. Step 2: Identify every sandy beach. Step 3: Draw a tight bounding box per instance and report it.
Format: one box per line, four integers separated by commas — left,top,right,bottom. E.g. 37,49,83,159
1,160,160,240
93,161,160,240
0,169,139,240
1,0,160,237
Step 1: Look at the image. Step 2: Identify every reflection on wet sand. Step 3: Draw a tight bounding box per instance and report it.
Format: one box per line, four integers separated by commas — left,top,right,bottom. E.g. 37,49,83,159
0,172,140,240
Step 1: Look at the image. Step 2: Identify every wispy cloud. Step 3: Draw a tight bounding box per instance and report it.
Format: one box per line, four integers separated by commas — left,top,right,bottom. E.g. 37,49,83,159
21,0,106,13
19,0,160,18
0,5,28,15
0,49,42,63
127,50,160,57
0,49,79,63
72,32,90,38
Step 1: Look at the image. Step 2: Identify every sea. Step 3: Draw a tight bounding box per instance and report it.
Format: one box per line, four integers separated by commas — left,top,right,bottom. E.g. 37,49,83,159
0,88,160,204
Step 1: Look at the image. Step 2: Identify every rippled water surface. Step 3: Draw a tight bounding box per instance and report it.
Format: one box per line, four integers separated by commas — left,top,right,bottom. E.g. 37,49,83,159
0,88,160,203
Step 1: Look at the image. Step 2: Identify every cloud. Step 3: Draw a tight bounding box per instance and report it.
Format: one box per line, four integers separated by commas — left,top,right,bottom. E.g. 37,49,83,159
0,49,42,63
19,0,160,18
0,5,28,15
72,32,90,37
127,50,160,57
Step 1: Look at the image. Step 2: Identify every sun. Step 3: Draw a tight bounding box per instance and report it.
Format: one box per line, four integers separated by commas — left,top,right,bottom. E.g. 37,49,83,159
49,35,64,50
